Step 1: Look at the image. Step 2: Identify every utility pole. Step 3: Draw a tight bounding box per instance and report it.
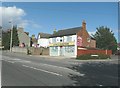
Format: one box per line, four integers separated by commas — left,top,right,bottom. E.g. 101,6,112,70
9,21,13,52
0,26,2,49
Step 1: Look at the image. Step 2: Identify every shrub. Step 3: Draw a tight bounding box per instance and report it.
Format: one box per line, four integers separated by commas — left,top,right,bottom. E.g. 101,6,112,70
76,53,111,60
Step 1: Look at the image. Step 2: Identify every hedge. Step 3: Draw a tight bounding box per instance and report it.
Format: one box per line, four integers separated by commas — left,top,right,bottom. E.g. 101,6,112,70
76,53,111,60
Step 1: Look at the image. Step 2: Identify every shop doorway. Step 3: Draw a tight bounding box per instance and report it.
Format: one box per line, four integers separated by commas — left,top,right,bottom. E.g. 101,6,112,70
60,46,64,56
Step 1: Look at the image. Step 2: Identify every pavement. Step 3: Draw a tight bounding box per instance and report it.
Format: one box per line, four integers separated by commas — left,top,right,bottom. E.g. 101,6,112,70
3,50,119,61
1,51,119,86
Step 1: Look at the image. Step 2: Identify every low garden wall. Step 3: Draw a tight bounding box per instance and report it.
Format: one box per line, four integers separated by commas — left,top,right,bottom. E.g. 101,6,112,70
12,47,49,55
28,47,49,55
12,47,28,54
77,48,112,56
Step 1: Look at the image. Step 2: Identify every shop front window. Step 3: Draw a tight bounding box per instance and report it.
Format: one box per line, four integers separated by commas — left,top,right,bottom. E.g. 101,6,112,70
51,46,58,52
65,46,74,53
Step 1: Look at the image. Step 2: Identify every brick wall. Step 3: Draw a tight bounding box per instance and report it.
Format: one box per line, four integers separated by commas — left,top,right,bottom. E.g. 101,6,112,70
77,48,112,56
77,21,96,48
90,39,96,48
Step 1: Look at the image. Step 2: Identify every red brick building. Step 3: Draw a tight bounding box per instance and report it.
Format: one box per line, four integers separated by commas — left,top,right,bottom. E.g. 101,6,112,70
49,21,112,57
77,20,96,48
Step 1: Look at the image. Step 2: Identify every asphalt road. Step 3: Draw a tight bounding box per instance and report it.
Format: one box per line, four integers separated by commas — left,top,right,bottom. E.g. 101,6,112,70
1,51,119,87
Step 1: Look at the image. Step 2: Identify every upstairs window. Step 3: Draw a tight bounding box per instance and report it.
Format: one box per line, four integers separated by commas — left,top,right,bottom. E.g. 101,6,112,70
52,38,56,43
67,36,72,42
60,37,63,42
60,39,62,42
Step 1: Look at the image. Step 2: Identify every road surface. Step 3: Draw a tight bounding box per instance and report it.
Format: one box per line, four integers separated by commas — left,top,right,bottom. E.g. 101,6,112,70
1,51,119,87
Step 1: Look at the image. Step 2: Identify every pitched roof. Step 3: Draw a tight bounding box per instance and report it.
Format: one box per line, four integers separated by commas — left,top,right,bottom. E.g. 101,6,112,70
90,36,96,40
38,33,52,38
31,38,37,43
50,27,82,38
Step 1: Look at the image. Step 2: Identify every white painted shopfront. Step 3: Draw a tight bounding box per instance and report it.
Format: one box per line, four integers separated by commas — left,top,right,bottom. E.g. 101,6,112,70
49,35,77,57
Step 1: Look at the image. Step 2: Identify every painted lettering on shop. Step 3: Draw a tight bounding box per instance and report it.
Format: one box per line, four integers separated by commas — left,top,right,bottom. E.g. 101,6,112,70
49,42,74,46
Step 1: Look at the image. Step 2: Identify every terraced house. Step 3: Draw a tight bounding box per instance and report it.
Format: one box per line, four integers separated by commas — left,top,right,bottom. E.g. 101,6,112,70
17,27,30,47
37,33,52,48
49,21,96,57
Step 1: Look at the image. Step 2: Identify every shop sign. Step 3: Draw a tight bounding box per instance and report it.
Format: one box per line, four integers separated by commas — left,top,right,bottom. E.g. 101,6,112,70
49,42,74,46
77,36,82,46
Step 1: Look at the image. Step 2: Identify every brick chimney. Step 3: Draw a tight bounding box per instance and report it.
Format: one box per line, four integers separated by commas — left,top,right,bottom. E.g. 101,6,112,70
82,20,86,30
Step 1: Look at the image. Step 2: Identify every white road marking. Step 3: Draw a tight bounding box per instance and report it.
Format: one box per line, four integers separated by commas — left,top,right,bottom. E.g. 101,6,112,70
3,59,31,63
99,85,103,86
38,63,85,76
2,56,31,63
4,60,14,64
22,65,63,76
79,73,85,76
40,63,70,70
12,60,31,63
11,58,21,60
2,55,85,76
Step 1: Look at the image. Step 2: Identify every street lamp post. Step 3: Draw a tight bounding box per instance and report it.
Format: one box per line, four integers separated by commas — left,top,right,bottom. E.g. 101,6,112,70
9,21,13,52
0,26,2,49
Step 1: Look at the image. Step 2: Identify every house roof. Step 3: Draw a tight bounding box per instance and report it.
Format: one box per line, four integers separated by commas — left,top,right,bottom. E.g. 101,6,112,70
24,32,29,35
31,38,37,43
50,27,82,38
90,36,96,40
38,33,52,38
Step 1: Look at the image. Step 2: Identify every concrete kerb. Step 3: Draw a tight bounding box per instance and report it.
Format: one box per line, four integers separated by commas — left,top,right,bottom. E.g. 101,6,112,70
29,54,116,62
30,55,71,60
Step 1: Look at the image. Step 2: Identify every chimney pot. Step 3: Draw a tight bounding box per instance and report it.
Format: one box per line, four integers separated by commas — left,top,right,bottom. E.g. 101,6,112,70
82,20,86,30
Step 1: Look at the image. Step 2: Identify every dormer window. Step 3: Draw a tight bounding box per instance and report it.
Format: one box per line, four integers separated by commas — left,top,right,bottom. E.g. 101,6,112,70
60,37,63,42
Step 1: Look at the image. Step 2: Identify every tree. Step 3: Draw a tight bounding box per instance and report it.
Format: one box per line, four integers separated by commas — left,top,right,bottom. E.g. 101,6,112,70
92,26,117,54
2,25,19,50
12,25,19,46
53,28,57,34
2,30,11,50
